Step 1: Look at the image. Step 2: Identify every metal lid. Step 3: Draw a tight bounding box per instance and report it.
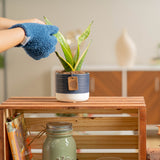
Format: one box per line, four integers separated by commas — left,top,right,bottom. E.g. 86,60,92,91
46,122,72,132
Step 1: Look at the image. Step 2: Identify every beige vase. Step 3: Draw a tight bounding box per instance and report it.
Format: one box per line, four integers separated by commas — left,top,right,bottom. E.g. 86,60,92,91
116,29,137,67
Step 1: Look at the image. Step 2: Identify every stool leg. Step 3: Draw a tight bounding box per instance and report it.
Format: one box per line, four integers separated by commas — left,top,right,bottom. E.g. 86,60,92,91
0,109,5,160
0,109,12,160
139,107,146,160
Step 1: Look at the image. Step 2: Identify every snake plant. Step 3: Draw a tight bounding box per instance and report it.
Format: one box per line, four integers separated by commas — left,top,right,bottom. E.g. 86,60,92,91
44,16,93,72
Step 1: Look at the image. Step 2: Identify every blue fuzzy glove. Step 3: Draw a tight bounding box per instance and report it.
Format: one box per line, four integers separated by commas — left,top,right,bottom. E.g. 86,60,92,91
10,23,59,60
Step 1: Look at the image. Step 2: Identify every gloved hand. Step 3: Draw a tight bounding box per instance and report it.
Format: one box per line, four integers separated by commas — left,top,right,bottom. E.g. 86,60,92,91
10,23,59,60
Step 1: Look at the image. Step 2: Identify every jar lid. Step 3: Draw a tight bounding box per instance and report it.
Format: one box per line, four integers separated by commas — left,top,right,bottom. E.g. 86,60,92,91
46,122,72,132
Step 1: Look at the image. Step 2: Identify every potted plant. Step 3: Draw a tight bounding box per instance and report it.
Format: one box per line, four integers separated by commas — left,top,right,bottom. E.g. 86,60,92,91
44,17,93,102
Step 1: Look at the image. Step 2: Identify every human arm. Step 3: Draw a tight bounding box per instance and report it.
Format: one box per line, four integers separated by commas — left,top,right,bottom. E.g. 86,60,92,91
0,17,44,30
0,28,25,52
0,17,59,60
0,17,45,52
7,23,58,60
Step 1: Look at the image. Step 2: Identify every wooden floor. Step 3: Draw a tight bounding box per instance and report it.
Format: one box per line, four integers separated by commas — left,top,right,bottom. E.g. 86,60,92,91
147,125,160,148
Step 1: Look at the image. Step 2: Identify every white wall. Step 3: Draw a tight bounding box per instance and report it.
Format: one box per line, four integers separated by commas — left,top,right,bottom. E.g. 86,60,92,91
3,0,160,98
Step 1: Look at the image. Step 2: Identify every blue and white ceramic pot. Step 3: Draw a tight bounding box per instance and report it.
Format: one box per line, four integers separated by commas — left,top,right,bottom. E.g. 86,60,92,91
56,72,90,102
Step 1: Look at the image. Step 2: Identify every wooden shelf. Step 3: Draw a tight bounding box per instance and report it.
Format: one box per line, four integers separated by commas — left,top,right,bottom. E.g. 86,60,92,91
0,96,146,160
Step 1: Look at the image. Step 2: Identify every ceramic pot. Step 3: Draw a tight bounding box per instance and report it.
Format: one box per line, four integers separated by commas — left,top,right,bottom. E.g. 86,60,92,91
56,72,90,102
116,29,137,67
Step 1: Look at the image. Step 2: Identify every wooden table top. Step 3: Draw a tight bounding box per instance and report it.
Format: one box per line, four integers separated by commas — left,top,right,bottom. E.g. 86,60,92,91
0,96,146,110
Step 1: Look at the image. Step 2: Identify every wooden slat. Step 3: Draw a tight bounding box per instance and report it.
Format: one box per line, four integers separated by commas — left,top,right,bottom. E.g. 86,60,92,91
3,97,145,105
0,104,145,110
25,117,138,131
0,109,12,160
30,135,138,149
0,110,4,160
32,153,138,160
77,153,138,160
1,97,146,110
3,97,145,104
2,101,145,105
6,96,145,102
16,108,138,114
138,107,146,160
75,135,138,149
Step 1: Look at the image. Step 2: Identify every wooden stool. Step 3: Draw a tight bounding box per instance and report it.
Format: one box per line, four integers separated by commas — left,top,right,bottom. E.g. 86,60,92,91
0,96,146,160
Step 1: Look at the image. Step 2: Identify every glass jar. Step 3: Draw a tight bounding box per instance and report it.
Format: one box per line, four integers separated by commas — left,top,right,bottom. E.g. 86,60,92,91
42,122,77,160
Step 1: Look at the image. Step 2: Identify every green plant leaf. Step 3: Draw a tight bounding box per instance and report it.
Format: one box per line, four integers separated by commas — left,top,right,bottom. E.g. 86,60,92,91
43,16,52,25
73,45,80,67
44,16,74,66
73,21,93,65
78,21,93,45
55,51,74,72
74,41,91,71
54,33,74,66
0,55,4,68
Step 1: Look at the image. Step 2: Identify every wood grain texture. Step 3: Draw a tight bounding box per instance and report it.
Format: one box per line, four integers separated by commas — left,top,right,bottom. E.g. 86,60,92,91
16,108,138,114
0,109,4,160
89,71,122,96
77,153,138,160
0,97,146,110
138,107,146,160
25,116,138,131
32,153,138,160
0,104,145,110
30,135,138,149
6,96,144,102
0,109,12,160
0,97,146,160
127,71,160,124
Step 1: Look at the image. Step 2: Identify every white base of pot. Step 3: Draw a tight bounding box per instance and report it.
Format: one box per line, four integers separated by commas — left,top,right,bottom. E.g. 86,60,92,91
56,92,89,102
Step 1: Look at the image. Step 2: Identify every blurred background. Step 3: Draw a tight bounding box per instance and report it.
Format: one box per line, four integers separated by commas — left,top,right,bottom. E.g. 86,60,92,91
2,0,160,151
